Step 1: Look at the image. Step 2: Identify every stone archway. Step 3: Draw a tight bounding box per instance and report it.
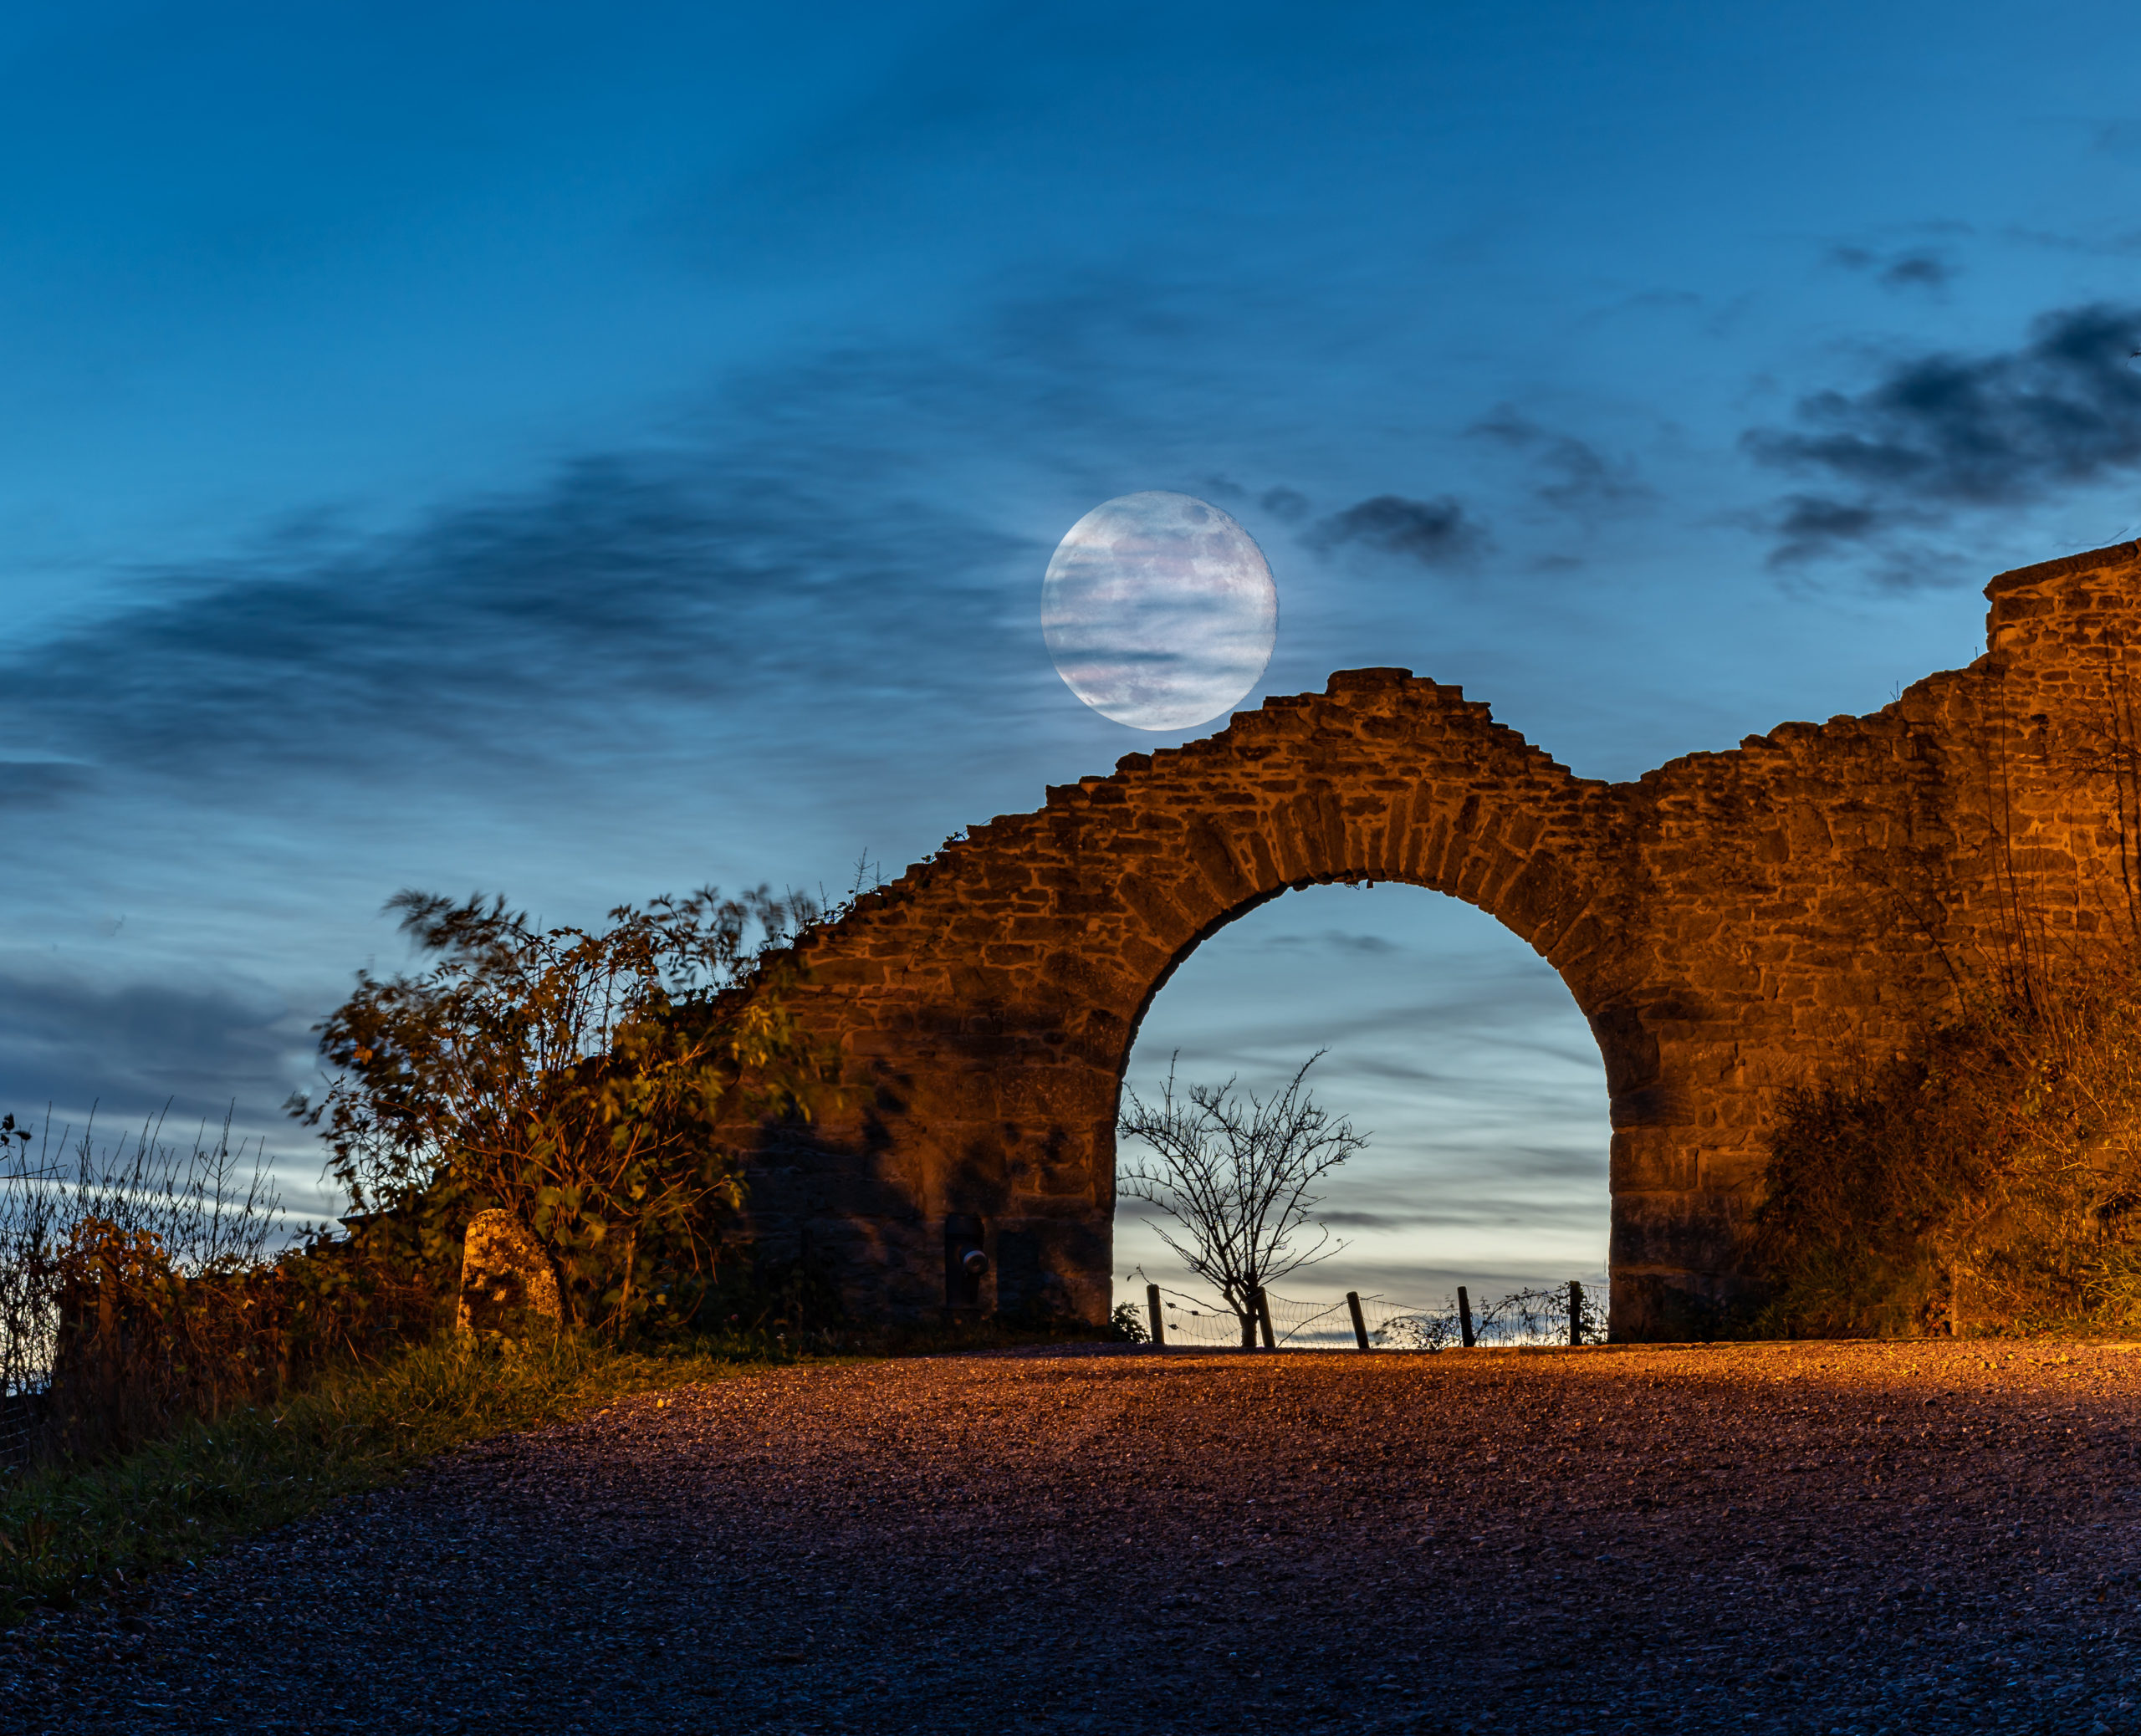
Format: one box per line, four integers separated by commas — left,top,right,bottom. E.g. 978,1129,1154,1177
734,541,2141,1339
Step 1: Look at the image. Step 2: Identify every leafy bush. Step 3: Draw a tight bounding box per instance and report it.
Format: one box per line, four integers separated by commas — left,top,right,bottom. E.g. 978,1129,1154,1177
1107,1301,1149,1343
294,887,839,1340
3,882,849,1468
1751,975,2141,1336
40,1220,443,1463
3,1111,442,1466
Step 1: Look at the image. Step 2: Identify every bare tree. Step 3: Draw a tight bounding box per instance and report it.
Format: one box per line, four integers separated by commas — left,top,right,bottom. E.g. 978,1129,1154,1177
1116,1053,1367,1346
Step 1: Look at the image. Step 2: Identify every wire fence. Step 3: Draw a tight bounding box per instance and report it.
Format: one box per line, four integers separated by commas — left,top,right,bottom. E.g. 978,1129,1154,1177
1132,1273,1609,1351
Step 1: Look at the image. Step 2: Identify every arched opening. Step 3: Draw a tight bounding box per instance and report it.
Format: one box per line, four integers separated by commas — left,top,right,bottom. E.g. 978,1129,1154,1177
760,622,2096,1337
1113,882,1611,1346
767,668,1748,1336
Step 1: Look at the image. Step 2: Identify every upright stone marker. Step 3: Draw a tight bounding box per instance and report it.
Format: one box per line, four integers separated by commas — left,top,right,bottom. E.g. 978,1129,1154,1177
456,1208,562,1343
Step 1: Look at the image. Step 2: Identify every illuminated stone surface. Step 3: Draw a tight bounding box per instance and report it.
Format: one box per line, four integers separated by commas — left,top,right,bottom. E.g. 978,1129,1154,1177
456,1208,562,1341
735,542,2141,1339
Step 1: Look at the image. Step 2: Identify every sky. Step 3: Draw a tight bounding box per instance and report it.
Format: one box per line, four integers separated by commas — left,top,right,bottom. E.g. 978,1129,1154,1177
3,0,2140,1310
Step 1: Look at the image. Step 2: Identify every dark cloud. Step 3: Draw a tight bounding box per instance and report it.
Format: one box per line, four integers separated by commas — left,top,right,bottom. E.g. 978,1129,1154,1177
0,452,1028,794
1765,493,1885,565
1307,494,1490,569
2093,120,2141,163
1306,1135,1608,1211
0,965,306,1132
1468,407,1653,515
1749,303,2141,504
1879,252,1954,291
1743,302,2141,575
0,761,97,810
2006,225,2141,258
1341,1044,1604,1091
1257,929,1400,957
1258,486,1310,522
1827,243,1959,292
1317,1208,1447,1229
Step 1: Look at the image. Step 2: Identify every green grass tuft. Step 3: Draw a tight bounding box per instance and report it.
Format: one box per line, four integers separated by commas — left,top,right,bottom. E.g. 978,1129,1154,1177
0,1332,833,1621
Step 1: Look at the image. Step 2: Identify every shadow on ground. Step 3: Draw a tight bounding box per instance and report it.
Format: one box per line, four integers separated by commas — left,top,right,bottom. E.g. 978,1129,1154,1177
7,1340,2138,1733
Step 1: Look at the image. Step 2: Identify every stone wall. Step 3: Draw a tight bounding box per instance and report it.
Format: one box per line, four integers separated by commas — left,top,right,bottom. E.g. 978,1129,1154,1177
734,541,2141,1340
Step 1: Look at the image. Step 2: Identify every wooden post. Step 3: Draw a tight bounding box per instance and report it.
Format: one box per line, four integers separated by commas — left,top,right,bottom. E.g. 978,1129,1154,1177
1254,1287,1276,1350
1457,1285,1476,1349
1147,1283,1165,1347
1346,1290,1370,1351
1569,1280,1584,1346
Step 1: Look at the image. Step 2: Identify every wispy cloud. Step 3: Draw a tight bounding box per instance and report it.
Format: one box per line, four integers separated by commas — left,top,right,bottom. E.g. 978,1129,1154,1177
1306,494,1490,569
1255,929,1402,957
0,457,1029,795
0,961,304,1131
1741,302,2141,583
0,760,95,813
1468,407,1653,518
1827,243,1960,293
6,266,1383,807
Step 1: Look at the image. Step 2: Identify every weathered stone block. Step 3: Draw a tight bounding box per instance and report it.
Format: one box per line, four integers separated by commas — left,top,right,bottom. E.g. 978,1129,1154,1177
456,1209,562,1342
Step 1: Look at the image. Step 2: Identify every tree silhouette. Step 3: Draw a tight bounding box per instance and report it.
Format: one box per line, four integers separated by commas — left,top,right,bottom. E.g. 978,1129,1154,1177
1116,1052,1366,1346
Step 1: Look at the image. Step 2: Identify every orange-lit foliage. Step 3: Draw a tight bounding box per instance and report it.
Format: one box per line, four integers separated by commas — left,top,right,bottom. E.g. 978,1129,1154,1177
296,887,840,1339
1752,973,2141,1337
42,1217,442,1461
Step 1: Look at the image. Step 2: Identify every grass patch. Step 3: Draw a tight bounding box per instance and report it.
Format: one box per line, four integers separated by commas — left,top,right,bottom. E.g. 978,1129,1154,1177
0,1331,835,1622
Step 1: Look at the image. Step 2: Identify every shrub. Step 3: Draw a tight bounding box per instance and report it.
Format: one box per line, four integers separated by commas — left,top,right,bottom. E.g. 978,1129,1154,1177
1750,974,2141,1336
1372,1284,1604,1349
1372,1309,1458,1351
0,1111,439,1467
1106,1301,1149,1343
293,887,840,1340
38,1219,447,1463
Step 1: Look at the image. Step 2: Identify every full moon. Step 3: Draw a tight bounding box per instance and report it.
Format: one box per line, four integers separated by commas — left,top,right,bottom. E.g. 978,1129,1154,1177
1041,491,1279,731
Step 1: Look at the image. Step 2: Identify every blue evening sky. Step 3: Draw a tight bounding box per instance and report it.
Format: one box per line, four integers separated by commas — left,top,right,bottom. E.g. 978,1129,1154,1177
3,1,2138,1305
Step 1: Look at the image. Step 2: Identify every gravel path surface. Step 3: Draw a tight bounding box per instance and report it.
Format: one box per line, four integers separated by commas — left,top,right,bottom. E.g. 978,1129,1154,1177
8,1340,2141,1733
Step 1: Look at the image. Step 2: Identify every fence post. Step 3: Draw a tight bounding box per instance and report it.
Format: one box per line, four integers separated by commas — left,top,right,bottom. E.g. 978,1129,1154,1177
1147,1283,1165,1347
1346,1290,1370,1351
1254,1288,1276,1350
1568,1280,1584,1346
1457,1285,1476,1349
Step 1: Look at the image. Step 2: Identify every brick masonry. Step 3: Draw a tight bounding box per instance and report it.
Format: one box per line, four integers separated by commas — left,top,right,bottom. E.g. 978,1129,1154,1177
734,541,2141,1340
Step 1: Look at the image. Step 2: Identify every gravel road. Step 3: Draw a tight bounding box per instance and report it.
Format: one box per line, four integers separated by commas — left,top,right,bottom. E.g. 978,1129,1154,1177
8,1340,2141,1733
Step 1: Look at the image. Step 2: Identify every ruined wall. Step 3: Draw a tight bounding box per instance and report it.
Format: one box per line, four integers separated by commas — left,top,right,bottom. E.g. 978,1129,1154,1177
737,541,2141,1340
